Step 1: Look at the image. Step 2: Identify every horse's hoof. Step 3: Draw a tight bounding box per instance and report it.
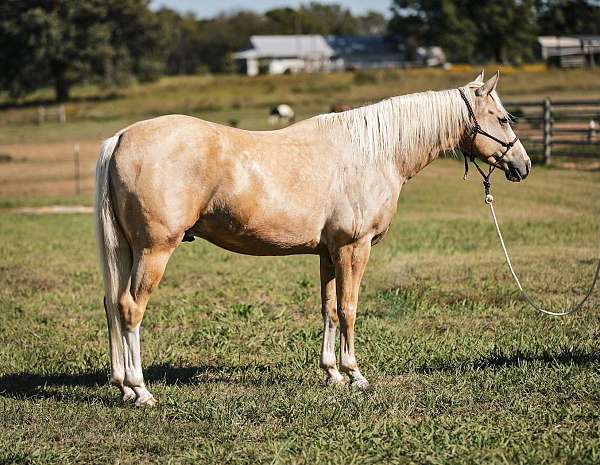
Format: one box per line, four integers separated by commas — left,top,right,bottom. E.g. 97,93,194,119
349,377,370,391
325,372,346,386
135,393,157,407
122,387,136,403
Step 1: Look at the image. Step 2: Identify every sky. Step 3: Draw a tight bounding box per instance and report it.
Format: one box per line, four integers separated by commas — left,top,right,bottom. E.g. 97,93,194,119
151,0,393,19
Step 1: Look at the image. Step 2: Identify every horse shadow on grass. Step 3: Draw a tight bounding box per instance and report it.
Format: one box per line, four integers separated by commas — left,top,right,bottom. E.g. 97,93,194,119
0,362,293,404
1,347,598,404
410,345,600,375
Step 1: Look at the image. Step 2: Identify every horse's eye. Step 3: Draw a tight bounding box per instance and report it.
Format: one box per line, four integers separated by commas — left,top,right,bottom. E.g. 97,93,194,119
498,117,508,125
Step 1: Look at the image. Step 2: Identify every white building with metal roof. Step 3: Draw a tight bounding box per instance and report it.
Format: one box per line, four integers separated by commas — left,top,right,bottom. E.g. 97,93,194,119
537,36,600,67
234,35,334,76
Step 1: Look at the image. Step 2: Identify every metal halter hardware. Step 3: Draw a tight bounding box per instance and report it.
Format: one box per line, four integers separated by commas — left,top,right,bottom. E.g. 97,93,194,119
458,88,519,201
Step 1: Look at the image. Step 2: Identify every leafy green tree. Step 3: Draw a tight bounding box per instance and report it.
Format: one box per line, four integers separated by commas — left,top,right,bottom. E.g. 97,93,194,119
389,0,478,62
473,0,538,64
536,0,600,35
0,0,165,101
390,0,538,64
265,2,368,36
356,11,388,36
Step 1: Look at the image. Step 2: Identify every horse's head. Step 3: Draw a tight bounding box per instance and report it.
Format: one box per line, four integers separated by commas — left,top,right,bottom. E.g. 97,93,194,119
462,71,531,182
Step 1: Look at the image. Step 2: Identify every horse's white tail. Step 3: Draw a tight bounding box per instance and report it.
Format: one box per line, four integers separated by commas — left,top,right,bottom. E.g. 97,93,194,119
94,133,131,385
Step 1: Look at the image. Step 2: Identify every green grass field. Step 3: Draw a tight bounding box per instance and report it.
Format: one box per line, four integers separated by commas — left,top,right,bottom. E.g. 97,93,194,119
1,157,599,464
1,68,599,463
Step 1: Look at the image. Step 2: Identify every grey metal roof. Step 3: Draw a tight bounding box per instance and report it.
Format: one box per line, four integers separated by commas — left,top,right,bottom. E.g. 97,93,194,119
326,36,399,57
234,35,334,59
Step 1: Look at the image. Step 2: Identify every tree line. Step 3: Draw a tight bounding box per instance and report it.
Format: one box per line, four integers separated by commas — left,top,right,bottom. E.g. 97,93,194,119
1,0,598,102
391,0,600,64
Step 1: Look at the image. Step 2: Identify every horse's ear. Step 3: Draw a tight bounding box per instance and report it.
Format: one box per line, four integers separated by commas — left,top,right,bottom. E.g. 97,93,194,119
476,70,499,96
475,70,484,83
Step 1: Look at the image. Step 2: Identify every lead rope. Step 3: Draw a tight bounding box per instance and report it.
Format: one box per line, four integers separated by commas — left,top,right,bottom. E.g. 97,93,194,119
457,86,599,315
484,190,600,316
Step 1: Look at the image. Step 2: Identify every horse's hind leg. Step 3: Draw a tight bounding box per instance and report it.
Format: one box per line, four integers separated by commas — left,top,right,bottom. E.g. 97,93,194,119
104,297,136,403
118,245,175,407
319,255,345,385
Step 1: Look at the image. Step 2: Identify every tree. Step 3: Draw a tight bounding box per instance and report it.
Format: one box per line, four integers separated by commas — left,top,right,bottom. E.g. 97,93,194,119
471,0,538,64
356,11,388,36
0,0,165,101
389,0,477,62
536,0,600,35
389,0,538,64
265,2,371,36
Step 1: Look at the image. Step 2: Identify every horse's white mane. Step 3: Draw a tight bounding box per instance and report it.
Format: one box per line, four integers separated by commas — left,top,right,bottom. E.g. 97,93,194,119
313,81,506,169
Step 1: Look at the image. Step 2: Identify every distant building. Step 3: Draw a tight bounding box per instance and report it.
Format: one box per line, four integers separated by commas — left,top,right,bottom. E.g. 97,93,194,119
233,35,334,76
414,46,447,68
325,36,405,70
537,36,600,68
234,34,439,76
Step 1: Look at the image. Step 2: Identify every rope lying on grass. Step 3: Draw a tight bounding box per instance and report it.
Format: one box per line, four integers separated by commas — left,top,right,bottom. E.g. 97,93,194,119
486,194,600,316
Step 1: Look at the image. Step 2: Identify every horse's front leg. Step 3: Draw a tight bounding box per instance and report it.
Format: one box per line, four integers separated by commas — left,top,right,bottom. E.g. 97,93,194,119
332,239,371,389
319,255,345,385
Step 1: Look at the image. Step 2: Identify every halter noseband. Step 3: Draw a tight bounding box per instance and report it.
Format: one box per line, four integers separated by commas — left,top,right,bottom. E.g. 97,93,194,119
458,88,519,199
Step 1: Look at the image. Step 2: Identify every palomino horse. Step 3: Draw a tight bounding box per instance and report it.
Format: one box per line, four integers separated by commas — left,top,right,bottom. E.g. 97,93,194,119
95,72,530,406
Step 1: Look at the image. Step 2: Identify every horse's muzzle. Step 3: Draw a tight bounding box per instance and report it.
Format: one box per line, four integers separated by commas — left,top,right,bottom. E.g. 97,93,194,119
504,158,531,182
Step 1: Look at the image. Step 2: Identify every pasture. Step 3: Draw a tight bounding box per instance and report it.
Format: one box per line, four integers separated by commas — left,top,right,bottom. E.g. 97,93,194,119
1,67,599,464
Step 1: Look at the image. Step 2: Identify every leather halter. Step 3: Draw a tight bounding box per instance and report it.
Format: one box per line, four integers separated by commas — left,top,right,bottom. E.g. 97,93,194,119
458,88,519,192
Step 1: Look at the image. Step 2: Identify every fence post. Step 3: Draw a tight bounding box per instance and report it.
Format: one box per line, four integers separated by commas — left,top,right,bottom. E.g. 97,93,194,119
543,98,552,165
37,105,45,126
59,104,66,123
74,143,81,195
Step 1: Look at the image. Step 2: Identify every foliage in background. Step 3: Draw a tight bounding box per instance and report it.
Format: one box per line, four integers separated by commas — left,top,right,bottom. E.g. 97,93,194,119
389,0,600,64
536,0,600,35
156,3,387,75
1,1,600,101
0,0,166,101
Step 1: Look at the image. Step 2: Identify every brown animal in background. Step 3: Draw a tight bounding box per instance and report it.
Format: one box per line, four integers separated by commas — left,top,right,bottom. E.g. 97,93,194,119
330,103,353,113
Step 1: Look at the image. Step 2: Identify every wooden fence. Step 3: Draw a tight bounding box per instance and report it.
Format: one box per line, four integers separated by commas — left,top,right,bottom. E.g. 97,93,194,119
504,99,600,163
37,104,66,125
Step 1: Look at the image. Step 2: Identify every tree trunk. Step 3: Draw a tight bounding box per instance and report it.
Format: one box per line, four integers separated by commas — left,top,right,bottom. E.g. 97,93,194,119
493,44,507,64
54,75,70,102
51,61,70,102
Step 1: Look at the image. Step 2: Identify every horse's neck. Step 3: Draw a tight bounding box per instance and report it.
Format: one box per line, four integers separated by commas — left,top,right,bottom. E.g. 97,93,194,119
317,89,468,181
392,90,468,180
396,144,444,181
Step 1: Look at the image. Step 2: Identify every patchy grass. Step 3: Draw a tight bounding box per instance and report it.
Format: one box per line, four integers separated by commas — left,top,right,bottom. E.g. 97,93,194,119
1,159,599,464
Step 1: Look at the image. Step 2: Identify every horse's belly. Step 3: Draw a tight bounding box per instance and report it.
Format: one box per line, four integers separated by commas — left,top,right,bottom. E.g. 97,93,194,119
189,211,323,256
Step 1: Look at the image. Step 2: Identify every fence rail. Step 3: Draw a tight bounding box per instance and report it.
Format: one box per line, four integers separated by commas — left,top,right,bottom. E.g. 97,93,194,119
505,98,600,163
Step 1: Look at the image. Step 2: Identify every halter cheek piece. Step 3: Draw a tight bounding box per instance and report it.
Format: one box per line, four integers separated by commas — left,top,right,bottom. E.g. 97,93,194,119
458,88,519,202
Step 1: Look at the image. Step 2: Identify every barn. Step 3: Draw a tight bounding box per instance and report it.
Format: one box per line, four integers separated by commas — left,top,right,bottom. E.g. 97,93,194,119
233,35,334,76
537,35,600,68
